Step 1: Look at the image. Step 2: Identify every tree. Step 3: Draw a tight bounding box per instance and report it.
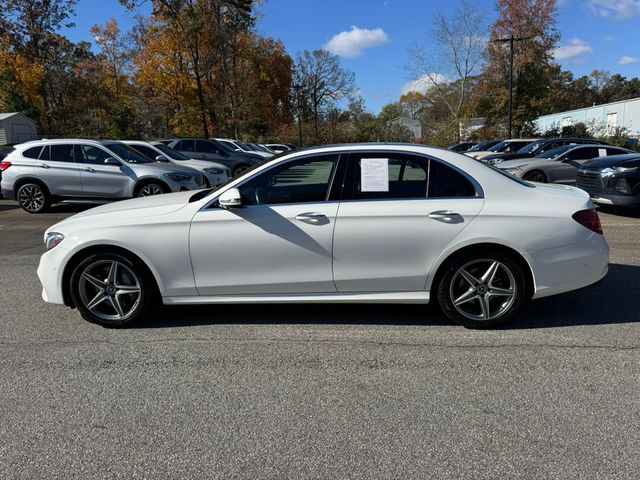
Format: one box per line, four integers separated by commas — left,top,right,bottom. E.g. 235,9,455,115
406,0,486,142
91,18,132,101
294,49,355,142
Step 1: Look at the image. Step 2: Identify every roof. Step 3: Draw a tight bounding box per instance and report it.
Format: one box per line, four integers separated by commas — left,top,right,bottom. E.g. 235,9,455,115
0,112,35,121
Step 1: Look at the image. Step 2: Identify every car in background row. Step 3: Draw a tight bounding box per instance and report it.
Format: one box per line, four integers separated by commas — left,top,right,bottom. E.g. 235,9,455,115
214,138,273,159
498,145,633,184
466,139,539,160
160,138,263,177
448,142,477,152
0,139,206,213
265,143,296,153
577,153,640,208
465,140,501,153
122,140,230,187
481,138,610,165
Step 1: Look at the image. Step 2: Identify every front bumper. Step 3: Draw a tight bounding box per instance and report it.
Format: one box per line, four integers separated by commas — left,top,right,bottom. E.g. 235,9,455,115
203,171,229,188
583,189,640,208
37,244,70,305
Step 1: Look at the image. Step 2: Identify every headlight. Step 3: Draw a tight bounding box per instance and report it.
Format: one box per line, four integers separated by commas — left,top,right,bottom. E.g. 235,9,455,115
164,173,192,182
485,158,503,166
205,168,224,175
504,166,524,174
45,232,64,251
601,166,638,176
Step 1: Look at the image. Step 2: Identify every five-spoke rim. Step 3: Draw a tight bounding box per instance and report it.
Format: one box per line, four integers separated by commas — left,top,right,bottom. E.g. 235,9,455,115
78,260,142,321
524,171,546,183
139,184,163,196
449,259,517,321
19,185,45,212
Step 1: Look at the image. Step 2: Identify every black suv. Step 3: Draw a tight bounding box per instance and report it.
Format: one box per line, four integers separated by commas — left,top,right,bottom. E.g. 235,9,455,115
482,138,609,165
576,153,640,208
160,138,264,177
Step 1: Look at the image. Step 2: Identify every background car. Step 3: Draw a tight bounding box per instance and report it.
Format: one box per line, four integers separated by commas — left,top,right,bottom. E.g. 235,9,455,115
122,140,230,188
214,138,273,159
465,140,501,153
0,139,206,213
481,137,610,165
448,142,477,152
465,138,540,160
265,144,296,153
577,153,640,208
161,138,263,176
498,145,633,184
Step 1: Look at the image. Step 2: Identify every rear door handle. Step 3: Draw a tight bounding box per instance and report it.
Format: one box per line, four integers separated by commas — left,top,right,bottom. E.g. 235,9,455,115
84,167,95,173
295,212,328,224
428,210,463,223
38,164,50,169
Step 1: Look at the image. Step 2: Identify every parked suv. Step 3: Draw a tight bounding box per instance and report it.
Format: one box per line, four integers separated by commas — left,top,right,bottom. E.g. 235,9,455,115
481,138,609,165
160,138,263,177
0,139,206,213
576,153,640,208
122,140,230,188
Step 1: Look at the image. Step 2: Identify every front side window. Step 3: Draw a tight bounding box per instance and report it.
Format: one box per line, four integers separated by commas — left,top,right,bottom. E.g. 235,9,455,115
77,145,113,165
195,140,218,154
49,144,75,163
178,140,196,152
238,155,339,206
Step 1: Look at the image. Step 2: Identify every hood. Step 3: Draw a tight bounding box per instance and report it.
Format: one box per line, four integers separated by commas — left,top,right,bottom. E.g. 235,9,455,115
497,159,536,169
582,154,640,170
180,159,227,170
229,150,263,162
138,161,200,175
484,152,533,161
46,191,194,235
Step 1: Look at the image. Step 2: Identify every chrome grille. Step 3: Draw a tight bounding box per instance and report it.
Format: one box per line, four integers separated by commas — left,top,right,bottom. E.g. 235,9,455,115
576,171,604,189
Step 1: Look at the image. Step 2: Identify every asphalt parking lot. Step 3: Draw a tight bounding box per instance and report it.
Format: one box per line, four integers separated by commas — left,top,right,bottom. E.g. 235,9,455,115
1,199,639,479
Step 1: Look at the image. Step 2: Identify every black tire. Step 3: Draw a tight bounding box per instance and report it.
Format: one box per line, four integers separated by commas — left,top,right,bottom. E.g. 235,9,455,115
136,182,167,197
17,182,51,213
69,252,156,327
232,164,250,177
436,251,528,329
523,170,547,183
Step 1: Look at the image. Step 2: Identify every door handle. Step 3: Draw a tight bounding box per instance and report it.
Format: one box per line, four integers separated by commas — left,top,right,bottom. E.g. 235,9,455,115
38,164,50,169
428,210,463,224
84,167,95,173
295,212,328,224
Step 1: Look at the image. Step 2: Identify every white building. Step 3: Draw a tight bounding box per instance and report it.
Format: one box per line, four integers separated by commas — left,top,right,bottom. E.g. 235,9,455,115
535,97,640,137
0,112,38,145
392,116,422,140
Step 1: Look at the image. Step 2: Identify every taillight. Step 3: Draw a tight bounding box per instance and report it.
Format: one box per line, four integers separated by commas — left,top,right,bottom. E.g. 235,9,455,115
0,161,11,171
572,208,603,234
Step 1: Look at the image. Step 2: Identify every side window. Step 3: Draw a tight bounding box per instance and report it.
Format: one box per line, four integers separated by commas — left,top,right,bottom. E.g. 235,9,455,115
178,140,195,152
605,147,623,156
238,155,339,206
350,154,429,200
196,140,218,154
132,145,158,159
22,146,43,159
49,144,75,163
77,145,111,165
428,160,476,198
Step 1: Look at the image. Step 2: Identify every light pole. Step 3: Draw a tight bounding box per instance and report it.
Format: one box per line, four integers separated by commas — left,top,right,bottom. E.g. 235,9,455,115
293,84,303,147
494,35,532,139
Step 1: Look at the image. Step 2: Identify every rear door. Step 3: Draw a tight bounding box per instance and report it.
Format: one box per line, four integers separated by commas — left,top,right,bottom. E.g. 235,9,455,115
76,144,131,198
332,151,484,292
38,144,84,196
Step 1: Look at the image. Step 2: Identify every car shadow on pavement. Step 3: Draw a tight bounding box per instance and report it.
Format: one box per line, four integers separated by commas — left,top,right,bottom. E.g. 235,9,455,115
597,205,640,219
134,264,639,330
0,203,19,212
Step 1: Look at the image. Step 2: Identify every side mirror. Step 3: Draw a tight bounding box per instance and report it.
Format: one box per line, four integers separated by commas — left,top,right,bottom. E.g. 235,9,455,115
104,157,120,166
218,188,242,208
155,155,170,163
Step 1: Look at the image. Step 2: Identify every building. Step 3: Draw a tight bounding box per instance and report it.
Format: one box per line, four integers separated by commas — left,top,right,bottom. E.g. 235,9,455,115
392,116,422,141
535,97,640,137
459,117,486,140
0,112,38,145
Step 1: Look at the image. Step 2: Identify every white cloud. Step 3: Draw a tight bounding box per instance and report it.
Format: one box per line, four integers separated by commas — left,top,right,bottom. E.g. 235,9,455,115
323,26,390,59
602,35,616,42
401,74,451,95
554,38,593,64
587,0,640,19
619,55,640,65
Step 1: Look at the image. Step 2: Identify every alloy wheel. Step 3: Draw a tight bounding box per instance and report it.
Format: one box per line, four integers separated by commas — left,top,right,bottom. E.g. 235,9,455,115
524,171,547,183
449,259,517,322
138,184,164,196
18,185,45,212
78,260,142,322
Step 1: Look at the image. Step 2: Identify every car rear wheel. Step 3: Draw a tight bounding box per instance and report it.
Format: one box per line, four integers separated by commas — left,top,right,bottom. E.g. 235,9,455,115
17,183,50,213
436,252,527,328
523,170,547,183
70,252,155,327
137,182,166,197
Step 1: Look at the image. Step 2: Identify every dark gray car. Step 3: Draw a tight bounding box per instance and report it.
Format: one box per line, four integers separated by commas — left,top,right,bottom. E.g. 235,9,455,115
160,138,264,177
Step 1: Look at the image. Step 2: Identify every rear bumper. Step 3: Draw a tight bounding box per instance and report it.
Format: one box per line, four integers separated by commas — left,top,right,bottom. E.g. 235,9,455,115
529,234,609,299
1,187,15,200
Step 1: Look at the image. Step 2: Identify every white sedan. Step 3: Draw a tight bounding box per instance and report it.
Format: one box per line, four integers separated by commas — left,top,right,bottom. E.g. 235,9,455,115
37,144,609,328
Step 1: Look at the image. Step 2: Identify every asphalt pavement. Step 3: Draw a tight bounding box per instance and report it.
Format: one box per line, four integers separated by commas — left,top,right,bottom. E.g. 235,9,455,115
1,199,639,479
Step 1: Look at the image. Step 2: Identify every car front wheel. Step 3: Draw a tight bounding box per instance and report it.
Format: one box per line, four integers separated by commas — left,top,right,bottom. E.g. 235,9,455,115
70,252,155,327
436,252,527,328
137,183,166,197
232,164,250,177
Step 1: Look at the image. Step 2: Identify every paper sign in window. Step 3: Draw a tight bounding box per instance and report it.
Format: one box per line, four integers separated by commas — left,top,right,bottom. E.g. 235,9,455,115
598,148,607,157
361,158,389,192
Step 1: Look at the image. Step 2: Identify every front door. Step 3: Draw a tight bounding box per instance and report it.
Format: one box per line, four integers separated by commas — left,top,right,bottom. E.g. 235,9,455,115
76,144,131,198
189,153,342,295
332,152,484,292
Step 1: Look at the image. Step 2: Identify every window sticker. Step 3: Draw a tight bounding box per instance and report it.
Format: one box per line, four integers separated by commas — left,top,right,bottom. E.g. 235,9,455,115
361,158,389,192
598,148,607,157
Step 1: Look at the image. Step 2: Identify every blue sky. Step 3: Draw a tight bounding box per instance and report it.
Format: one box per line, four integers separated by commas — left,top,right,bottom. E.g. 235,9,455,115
66,0,640,112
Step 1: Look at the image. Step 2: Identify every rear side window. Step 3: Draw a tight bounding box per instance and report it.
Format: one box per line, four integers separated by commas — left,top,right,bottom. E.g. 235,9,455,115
22,146,43,159
49,144,75,163
177,140,195,152
195,140,218,154
429,160,476,197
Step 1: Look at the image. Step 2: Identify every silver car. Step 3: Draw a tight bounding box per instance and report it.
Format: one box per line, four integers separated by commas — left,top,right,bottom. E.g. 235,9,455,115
0,139,206,213
498,144,634,184
122,140,230,188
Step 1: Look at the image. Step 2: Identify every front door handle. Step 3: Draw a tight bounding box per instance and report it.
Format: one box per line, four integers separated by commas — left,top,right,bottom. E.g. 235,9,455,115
295,212,328,224
428,210,463,224
84,167,95,173
38,164,50,169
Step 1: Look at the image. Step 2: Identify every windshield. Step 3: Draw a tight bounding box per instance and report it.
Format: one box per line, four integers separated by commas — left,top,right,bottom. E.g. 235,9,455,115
535,145,573,159
467,141,491,152
488,141,513,152
105,143,153,163
153,143,191,161
215,140,233,154
480,161,535,187
517,140,545,154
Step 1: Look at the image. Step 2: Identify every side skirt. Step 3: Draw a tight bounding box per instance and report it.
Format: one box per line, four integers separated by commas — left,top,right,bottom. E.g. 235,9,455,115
163,291,430,305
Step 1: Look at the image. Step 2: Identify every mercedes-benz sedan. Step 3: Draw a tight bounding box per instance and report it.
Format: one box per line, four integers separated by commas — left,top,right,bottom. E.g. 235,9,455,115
37,144,609,328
